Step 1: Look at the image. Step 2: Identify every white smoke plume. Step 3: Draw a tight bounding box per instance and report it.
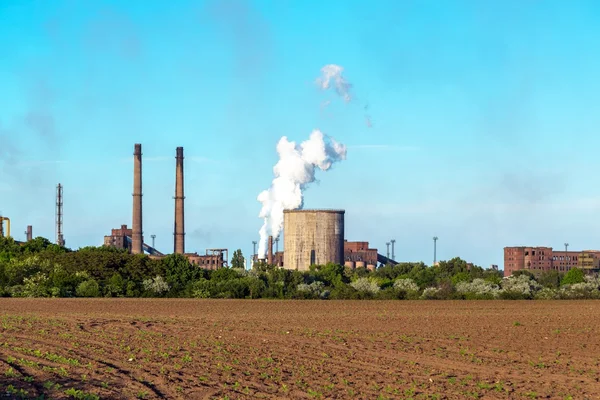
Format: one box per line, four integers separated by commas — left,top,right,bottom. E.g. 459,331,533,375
315,64,352,103
257,130,347,258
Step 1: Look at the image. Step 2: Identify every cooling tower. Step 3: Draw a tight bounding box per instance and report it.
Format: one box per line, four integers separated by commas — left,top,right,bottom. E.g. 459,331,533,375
132,144,143,254
283,209,345,271
174,147,185,254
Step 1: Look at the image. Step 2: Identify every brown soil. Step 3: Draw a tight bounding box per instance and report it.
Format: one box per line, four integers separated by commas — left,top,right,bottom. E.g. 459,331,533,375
0,299,599,399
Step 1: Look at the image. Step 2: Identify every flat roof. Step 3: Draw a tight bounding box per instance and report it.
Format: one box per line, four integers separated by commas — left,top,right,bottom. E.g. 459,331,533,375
283,209,345,214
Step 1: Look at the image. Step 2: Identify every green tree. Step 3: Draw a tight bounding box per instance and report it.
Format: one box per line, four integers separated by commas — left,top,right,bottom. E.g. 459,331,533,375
162,254,203,294
76,279,101,297
561,268,585,286
105,273,125,297
231,249,245,269
538,270,562,288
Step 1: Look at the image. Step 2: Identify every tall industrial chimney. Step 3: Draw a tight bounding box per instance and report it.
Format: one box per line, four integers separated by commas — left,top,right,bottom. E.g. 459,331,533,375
267,235,274,265
132,144,143,254
26,225,33,241
174,147,185,254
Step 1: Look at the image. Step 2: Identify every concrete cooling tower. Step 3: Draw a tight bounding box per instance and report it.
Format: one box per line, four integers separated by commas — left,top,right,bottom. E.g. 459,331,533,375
283,209,345,271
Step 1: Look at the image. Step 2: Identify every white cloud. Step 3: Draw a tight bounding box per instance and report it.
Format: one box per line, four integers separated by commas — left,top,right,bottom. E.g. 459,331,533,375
315,64,352,103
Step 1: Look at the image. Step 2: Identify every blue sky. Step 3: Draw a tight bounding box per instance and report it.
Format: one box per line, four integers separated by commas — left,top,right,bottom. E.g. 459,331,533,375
2,0,600,268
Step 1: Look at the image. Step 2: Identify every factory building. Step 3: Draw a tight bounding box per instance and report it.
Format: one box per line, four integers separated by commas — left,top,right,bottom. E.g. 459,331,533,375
104,225,133,251
186,249,228,270
344,240,378,269
504,246,600,276
283,209,345,271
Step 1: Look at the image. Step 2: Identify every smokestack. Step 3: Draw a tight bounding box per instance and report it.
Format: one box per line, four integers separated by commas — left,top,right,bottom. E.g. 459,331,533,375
174,147,185,254
267,235,274,265
132,144,143,254
26,225,32,241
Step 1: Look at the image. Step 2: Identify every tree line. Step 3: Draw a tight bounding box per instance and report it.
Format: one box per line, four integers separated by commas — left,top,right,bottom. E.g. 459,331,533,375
0,236,597,299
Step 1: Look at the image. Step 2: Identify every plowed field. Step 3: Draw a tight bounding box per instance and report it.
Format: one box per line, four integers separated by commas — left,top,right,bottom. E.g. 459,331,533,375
0,300,599,399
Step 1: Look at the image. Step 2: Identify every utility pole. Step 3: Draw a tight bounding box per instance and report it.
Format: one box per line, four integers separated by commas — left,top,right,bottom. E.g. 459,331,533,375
433,236,438,266
391,239,396,261
151,235,156,248
386,242,390,263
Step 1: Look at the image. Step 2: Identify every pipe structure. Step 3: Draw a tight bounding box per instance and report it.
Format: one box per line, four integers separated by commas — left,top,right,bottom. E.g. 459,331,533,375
267,236,274,265
174,147,185,254
132,144,143,254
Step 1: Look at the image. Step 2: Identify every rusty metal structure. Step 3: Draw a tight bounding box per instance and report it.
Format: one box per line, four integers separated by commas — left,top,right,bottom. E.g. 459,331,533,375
174,147,185,254
283,209,345,271
131,144,143,254
56,184,65,246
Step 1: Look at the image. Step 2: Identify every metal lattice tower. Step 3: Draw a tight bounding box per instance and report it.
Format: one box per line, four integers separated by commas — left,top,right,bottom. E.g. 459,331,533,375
56,184,65,246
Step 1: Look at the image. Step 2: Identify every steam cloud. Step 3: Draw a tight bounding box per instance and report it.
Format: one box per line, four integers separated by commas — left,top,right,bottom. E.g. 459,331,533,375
256,130,347,258
315,64,352,103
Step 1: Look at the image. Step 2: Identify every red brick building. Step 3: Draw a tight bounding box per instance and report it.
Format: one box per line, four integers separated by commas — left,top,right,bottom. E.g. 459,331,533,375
503,246,599,276
103,225,133,251
344,241,378,266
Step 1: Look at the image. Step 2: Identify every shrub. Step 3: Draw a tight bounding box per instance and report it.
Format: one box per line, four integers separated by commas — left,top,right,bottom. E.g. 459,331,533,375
76,279,101,297
455,278,500,299
421,287,440,299
393,278,419,293
534,288,559,300
142,276,170,296
296,281,327,299
558,275,600,299
500,274,541,299
561,268,585,286
350,278,380,295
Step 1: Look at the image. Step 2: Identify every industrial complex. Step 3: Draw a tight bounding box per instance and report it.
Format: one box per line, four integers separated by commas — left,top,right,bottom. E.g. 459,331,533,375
11,142,599,275
0,142,400,271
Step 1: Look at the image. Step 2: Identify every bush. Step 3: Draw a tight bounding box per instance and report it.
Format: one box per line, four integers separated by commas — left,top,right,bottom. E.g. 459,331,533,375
350,278,380,296
393,278,419,293
455,278,500,299
296,281,328,299
421,287,441,299
558,275,600,299
500,275,541,299
377,287,406,300
142,276,170,296
561,268,585,286
76,279,101,297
